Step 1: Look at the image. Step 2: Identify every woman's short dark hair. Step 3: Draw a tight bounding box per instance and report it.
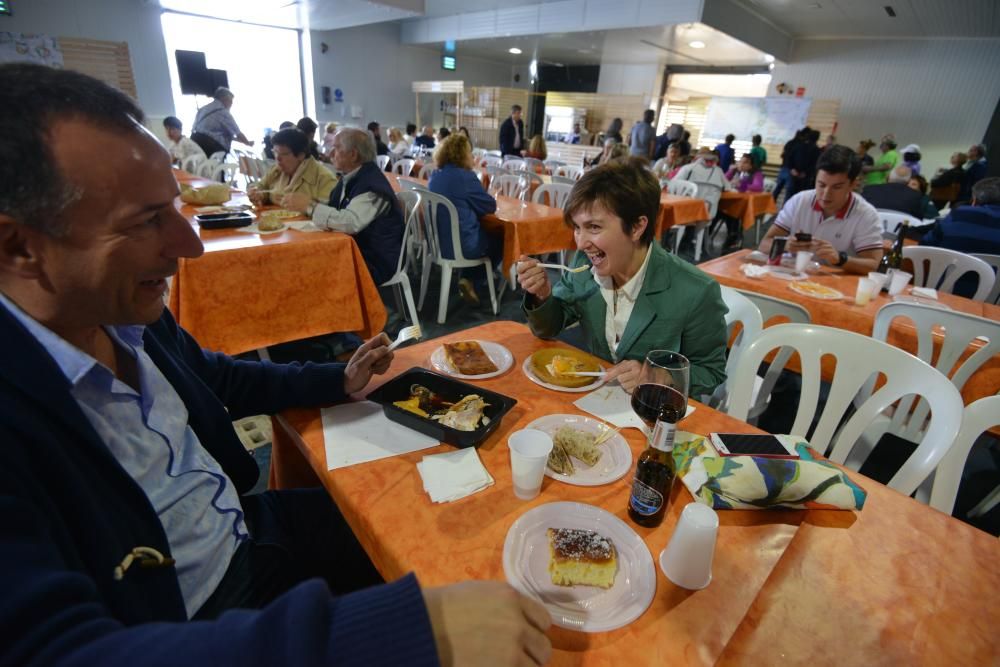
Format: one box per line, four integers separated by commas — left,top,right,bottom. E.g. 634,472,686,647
271,128,310,157
815,145,862,180
909,174,929,194
0,63,144,237
564,158,659,246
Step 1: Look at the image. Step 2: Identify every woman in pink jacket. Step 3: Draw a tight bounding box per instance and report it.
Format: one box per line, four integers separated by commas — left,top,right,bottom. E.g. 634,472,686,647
726,154,764,192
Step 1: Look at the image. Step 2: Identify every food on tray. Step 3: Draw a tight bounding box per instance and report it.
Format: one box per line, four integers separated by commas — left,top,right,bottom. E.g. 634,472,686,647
443,341,498,375
547,438,575,476
263,209,301,219
392,385,490,432
179,182,231,205
553,426,603,466
547,528,617,589
257,215,285,232
789,280,844,299
545,355,588,378
530,349,602,389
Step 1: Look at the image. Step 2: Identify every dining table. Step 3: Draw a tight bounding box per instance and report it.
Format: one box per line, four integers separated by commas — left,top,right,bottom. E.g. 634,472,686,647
718,191,778,231
267,321,998,665
168,170,386,355
698,249,1000,405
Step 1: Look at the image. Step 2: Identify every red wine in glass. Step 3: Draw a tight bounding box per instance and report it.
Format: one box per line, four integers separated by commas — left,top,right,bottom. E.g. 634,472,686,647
631,383,687,428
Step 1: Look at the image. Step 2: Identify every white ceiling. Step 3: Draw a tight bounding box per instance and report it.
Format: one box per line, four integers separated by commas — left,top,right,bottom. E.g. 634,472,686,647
450,23,773,68
736,0,1000,38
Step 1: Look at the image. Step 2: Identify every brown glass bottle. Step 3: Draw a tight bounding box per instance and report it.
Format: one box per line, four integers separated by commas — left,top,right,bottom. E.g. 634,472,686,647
877,220,909,274
627,384,683,527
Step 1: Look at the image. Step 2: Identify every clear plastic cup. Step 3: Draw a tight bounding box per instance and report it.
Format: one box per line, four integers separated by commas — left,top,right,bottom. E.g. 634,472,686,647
659,502,719,590
867,271,889,293
795,250,814,274
855,277,876,305
508,429,554,500
887,269,912,296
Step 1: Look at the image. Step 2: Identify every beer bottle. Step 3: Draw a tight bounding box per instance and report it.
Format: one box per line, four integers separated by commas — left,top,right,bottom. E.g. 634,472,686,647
627,386,683,527
877,220,908,274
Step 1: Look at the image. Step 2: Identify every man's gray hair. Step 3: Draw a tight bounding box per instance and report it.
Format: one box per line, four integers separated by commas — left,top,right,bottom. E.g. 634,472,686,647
888,164,912,183
338,127,376,163
970,143,986,158
972,177,1000,206
213,87,234,101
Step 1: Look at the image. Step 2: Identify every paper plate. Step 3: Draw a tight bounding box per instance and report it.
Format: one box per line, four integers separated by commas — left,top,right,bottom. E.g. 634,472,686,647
525,414,633,486
429,340,514,380
788,280,845,300
522,357,607,393
502,502,656,632
524,348,606,392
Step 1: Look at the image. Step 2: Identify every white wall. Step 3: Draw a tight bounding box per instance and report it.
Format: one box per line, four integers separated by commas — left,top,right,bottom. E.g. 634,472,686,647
597,63,660,101
771,38,1000,172
1,0,174,119
310,21,526,130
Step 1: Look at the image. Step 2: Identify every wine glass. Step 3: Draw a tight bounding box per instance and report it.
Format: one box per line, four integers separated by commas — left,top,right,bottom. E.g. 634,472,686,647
630,351,690,441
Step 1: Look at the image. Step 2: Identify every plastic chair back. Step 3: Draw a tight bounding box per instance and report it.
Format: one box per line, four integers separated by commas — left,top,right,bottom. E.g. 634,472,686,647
512,169,543,185
554,165,583,180
902,246,994,301
708,286,764,409
543,160,566,173
521,157,545,173
481,155,503,169
969,252,1000,304
726,323,964,497
418,164,437,181
393,158,416,176
181,153,206,174
375,155,390,171
491,174,528,200
690,180,723,219
502,158,526,172
551,175,576,186
532,183,573,209
929,395,1000,514
876,210,918,237
667,179,698,198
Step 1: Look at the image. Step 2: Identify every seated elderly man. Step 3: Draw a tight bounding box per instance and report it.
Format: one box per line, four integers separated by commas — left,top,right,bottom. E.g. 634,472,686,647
860,164,926,219
0,63,550,667
413,125,436,151
283,128,403,287
248,127,336,208
760,145,884,274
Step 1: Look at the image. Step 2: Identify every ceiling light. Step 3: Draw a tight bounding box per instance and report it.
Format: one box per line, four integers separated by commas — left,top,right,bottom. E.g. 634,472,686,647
764,53,775,63
508,47,522,55
689,40,706,49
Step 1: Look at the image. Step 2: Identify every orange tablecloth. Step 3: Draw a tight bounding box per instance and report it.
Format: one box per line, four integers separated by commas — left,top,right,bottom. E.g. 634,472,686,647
655,194,709,233
168,171,386,355
699,249,1000,404
270,321,998,665
719,191,778,231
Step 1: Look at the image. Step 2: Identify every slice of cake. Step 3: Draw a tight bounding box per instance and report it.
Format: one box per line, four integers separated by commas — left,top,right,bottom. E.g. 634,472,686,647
547,528,617,589
443,341,498,375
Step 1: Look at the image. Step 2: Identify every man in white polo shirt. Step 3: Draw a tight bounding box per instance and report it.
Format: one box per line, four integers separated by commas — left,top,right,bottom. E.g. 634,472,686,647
760,144,884,274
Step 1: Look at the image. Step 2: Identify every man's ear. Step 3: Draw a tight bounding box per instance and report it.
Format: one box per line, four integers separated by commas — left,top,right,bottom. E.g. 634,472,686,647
0,215,46,280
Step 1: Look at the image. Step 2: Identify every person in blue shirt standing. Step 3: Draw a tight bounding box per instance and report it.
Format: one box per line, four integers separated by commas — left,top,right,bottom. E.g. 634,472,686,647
714,133,736,172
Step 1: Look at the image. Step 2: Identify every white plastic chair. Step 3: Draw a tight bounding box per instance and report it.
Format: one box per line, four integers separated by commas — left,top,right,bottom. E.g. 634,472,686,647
902,246,994,301
669,180,719,262
513,169,543,186
929,394,1000,516
502,158,526,172
376,155,390,171
707,286,764,410
651,158,671,177
532,183,573,209
551,175,576,186
969,253,1000,304
554,165,584,180
876,210,918,238
666,179,697,198
385,190,422,329
197,158,221,179
491,174,529,200
392,158,416,177
208,162,240,187
208,151,228,163
181,153,206,175
521,157,544,173
471,148,486,161
543,160,566,173
418,163,437,181
735,289,812,423
480,155,503,169
763,177,777,194
415,190,498,324
726,323,964,498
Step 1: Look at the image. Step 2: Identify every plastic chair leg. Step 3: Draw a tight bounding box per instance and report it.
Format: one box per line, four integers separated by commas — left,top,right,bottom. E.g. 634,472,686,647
484,261,498,315
437,265,453,324
418,258,432,310
967,484,1000,518
399,274,420,328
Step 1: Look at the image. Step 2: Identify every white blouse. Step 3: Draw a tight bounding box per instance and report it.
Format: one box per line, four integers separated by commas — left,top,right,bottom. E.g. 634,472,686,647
594,244,653,361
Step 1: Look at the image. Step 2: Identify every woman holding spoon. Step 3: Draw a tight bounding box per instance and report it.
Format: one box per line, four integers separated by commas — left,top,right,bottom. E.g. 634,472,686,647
516,158,728,399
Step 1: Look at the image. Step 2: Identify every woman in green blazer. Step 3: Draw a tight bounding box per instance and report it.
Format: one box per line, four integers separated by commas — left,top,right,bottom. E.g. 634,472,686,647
517,160,728,399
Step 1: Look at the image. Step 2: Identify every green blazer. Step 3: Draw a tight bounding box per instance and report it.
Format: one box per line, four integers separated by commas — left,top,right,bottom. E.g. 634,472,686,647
524,244,728,398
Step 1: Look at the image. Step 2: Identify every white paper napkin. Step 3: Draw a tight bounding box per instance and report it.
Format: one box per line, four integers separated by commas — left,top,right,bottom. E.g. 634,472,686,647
286,219,324,232
416,448,494,503
911,286,938,299
322,401,438,470
573,383,695,432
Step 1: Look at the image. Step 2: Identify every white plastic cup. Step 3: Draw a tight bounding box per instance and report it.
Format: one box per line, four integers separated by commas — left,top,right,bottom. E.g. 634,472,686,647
508,429,554,500
659,502,719,590
855,277,876,305
795,250,814,274
867,271,889,293
887,269,912,296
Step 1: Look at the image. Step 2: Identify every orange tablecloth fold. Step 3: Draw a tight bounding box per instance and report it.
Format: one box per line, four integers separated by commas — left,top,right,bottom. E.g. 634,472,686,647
656,194,710,233
719,191,778,231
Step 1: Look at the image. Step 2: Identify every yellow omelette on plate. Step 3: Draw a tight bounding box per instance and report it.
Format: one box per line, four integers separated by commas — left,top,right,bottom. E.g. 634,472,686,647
529,348,603,388
788,280,845,300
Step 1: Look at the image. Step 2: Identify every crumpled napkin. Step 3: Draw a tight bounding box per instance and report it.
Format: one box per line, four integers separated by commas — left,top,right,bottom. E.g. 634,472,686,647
672,435,867,511
416,448,494,503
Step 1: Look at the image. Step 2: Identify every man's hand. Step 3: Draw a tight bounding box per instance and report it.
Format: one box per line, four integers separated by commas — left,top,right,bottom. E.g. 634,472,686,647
604,360,642,393
343,333,393,394
807,238,839,265
281,192,312,213
423,581,552,667
516,255,552,303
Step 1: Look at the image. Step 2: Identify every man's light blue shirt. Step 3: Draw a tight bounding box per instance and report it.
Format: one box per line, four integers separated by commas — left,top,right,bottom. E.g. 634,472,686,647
0,294,246,618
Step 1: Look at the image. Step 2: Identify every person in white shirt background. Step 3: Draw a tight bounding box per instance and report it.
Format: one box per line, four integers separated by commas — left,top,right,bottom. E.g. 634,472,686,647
162,116,205,165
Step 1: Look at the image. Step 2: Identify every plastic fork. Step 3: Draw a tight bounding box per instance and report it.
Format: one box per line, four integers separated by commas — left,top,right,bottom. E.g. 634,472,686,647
387,324,422,352
535,262,590,273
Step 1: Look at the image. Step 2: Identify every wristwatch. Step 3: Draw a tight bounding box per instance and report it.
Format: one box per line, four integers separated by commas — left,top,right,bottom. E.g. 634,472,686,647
835,251,848,267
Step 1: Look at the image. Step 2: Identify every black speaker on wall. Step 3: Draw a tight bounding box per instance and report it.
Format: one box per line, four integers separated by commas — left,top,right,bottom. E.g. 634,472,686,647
175,50,209,95
207,68,229,92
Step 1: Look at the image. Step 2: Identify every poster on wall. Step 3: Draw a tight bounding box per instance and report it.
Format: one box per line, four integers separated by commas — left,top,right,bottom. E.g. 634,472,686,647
703,96,811,145
0,32,64,67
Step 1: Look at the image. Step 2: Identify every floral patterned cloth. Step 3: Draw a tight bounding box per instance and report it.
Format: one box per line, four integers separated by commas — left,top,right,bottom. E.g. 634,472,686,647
673,435,867,511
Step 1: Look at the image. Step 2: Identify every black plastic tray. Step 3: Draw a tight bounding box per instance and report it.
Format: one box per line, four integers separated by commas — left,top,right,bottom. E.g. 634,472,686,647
193,211,254,229
366,367,517,448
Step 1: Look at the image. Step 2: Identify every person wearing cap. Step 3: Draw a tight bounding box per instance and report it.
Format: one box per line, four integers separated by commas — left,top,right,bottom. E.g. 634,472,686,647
760,145,883,275
861,134,899,186
162,116,205,165
900,144,922,175
673,147,730,191
191,87,254,157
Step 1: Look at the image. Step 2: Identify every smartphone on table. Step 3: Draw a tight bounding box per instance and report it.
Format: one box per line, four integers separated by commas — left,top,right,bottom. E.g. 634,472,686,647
709,433,799,459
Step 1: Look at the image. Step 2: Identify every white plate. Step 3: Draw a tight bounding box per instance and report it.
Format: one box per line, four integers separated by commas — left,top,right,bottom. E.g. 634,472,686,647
521,357,607,393
525,414,633,486
787,281,845,300
768,266,807,280
502,501,656,632
429,340,514,380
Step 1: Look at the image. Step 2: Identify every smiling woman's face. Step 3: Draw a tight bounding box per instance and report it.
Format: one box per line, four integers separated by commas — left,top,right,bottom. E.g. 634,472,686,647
569,201,647,283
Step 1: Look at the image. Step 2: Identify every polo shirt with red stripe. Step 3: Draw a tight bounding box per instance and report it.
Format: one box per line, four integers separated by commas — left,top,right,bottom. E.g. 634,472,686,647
773,190,883,255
